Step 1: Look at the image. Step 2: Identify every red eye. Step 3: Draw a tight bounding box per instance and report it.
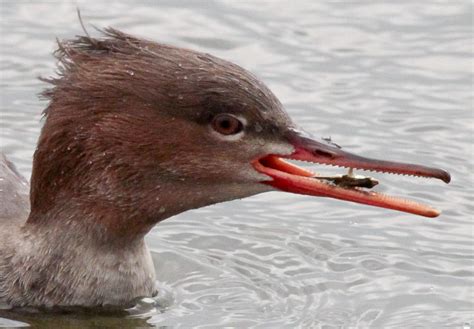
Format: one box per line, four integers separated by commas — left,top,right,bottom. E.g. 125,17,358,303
211,114,244,135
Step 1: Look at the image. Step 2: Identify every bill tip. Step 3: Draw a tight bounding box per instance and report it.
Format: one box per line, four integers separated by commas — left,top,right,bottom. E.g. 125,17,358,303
441,170,451,184
425,208,441,218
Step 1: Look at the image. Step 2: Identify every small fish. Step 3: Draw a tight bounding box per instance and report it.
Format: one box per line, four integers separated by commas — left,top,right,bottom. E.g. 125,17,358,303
322,136,341,149
314,168,378,189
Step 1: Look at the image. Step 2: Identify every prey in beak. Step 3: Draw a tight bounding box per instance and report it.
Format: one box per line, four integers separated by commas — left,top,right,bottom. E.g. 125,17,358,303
253,129,451,218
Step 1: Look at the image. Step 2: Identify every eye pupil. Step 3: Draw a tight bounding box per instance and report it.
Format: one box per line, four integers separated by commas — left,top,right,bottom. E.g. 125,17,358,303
211,114,244,135
220,119,231,129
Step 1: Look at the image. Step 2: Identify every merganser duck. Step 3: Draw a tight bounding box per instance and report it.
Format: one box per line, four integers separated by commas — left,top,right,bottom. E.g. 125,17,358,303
0,29,450,308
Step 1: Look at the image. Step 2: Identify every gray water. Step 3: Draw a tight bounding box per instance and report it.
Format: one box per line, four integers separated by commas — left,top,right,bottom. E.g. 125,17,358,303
0,1,473,328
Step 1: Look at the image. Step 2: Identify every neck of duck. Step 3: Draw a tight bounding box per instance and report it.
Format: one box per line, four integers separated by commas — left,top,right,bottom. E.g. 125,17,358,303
26,177,176,245
16,163,256,307
24,151,254,246
25,173,221,245
12,149,238,306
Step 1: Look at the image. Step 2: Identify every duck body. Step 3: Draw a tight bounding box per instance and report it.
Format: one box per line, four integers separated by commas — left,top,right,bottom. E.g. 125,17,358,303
0,29,449,308
0,154,155,307
0,219,155,307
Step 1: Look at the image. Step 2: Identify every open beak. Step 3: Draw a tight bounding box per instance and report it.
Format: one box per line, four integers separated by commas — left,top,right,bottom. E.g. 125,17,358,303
253,129,450,218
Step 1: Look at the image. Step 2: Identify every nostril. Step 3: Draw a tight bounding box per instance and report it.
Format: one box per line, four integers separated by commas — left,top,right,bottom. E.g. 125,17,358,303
313,149,335,158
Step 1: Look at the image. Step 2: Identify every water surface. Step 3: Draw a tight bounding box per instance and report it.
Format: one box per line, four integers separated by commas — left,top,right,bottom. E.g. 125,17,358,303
0,1,472,328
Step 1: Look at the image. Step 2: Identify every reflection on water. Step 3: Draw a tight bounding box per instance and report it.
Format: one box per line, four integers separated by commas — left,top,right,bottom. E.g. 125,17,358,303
1,1,472,328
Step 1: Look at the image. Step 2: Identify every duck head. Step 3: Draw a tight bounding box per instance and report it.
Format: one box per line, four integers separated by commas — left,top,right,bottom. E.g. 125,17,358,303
29,29,449,240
